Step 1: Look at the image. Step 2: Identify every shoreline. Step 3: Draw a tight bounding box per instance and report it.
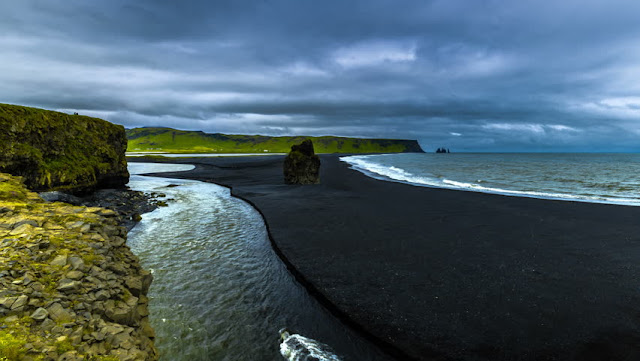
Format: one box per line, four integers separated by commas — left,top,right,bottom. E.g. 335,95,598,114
214,180,416,361
346,162,640,207
129,155,414,360
130,154,640,360
341,153,640,207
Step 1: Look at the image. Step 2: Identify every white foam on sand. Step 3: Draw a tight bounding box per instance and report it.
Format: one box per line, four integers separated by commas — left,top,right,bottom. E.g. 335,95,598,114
341,155,640,206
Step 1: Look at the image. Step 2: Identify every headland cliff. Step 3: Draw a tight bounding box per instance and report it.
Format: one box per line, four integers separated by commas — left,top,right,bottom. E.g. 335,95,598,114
0,104,157,361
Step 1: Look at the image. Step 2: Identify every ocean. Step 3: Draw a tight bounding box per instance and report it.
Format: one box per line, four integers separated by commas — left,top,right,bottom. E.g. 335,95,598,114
341,153,640,206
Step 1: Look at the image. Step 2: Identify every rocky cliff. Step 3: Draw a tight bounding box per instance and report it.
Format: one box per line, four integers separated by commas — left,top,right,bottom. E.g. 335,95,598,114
0,104,129,194
283,140,321,185
0,173,157,361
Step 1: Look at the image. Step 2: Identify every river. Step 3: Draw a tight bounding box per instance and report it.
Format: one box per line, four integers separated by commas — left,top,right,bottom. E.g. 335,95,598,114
126,163,394,361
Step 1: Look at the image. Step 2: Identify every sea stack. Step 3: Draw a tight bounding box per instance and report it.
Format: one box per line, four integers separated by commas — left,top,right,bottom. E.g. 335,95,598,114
283,139,321,184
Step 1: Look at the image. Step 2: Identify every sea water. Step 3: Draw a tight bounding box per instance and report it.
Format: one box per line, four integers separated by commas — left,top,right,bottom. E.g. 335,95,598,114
126,163,393,361
342,153,640,206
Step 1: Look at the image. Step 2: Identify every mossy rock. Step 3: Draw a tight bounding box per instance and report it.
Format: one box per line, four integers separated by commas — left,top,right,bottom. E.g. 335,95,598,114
283,139,321,185
0,104,129,194
0,173,43,204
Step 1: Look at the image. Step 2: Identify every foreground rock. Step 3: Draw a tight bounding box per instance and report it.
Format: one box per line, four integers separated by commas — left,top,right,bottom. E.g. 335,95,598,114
283,139,321,185
0,103,129,194
41,188,169,232
0,173,157,361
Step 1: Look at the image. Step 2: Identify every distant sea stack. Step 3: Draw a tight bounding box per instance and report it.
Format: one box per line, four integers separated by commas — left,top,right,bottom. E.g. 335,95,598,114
435,147,451,153
126,127,425,154
0,104,129,194
284,139,321,185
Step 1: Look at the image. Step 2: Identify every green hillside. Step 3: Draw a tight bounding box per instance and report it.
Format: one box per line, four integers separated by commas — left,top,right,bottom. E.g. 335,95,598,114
126,127,424,154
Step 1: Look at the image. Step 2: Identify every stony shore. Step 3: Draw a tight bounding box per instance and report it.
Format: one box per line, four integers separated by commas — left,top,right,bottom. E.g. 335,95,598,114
0,173,158,361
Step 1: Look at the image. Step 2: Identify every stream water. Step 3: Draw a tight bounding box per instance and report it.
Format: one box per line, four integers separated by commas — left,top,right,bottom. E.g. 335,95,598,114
126,163,393,361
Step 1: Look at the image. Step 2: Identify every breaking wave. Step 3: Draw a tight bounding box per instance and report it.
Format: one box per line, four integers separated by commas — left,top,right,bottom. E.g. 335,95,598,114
341,155,640,206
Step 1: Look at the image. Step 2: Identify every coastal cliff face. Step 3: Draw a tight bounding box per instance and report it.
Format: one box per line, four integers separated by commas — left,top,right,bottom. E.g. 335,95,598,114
0,104,129,194
0,173,157,361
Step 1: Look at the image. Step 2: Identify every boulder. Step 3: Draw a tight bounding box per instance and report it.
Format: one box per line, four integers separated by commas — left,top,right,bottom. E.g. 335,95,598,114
105,298,139,327
39,191,83,205
0,103,129,194
283,139,321,185
10,295,28,311
30,307,49,321
47,302,72,322
50,254,68,267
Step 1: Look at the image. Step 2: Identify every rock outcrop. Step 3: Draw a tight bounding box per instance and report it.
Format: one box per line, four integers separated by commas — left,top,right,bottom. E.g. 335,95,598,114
283,139,321,185
0,103,129,194
41,188,168,232
0,173,157,361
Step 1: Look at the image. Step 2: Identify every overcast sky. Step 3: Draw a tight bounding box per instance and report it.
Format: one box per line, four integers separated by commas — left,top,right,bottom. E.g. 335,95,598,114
2,1,640,151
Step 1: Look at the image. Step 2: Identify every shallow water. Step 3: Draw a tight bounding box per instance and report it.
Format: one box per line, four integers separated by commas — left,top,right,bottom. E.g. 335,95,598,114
126,163,393,361
343,153,640,206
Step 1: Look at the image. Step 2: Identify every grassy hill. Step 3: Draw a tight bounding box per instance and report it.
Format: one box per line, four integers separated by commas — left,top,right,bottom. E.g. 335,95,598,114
126,127,424,154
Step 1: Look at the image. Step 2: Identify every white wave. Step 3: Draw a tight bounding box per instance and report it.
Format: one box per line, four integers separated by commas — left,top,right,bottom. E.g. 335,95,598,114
442,178,583,200
280,333,342,361
341,156,442,187
340,156,640,206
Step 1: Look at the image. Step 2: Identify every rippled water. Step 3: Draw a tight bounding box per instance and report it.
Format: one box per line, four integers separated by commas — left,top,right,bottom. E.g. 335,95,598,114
126,163,393,361
343,153,640,206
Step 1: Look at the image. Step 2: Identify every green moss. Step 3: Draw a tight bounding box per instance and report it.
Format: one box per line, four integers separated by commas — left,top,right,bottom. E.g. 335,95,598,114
126,127,424,154
0,331,27,361
54,339,74,354
80,252,101,266
0,316,33,361
0,174,40,203
0,103,129,193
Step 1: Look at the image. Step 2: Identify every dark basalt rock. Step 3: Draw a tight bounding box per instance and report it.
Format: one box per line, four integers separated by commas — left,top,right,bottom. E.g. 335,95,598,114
39,191,84,205
284,139,321,185
39,187,167,231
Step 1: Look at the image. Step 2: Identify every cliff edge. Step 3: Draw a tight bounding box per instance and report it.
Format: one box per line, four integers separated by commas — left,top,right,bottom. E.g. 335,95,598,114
0,104,129,194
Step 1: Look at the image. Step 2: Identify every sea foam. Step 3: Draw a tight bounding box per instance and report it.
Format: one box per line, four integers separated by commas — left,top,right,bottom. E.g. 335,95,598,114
341,155,640,206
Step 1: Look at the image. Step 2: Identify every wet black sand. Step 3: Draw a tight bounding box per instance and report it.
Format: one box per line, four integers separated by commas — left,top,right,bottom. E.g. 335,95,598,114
131,154,640,361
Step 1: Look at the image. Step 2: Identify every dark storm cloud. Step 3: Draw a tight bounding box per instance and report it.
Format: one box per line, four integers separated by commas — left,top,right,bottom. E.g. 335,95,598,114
2,0,640,151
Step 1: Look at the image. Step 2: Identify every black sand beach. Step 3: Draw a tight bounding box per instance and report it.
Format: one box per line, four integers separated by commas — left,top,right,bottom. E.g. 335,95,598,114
134,154,640,361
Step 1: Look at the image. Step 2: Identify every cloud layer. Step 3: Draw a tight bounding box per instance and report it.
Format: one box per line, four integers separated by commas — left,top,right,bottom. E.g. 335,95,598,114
2,0,640,151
